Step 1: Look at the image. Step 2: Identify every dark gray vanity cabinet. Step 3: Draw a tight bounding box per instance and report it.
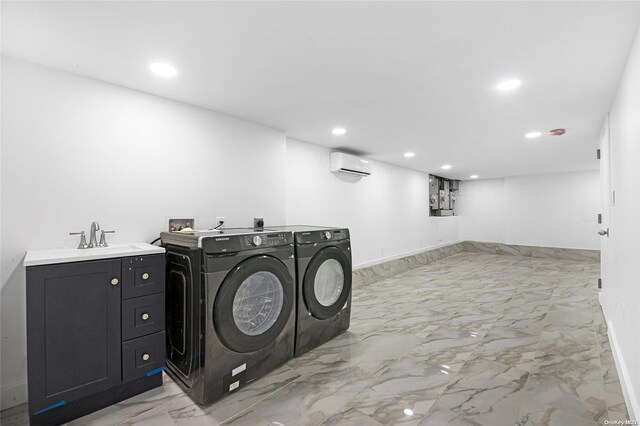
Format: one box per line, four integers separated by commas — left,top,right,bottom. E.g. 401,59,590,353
26,254,165,426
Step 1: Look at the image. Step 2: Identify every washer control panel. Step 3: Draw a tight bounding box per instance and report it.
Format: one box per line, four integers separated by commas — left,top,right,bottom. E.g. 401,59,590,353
242,232,291,248
202,232,293,254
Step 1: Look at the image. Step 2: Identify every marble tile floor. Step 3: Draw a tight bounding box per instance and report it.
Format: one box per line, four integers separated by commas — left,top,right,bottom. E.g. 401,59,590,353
1,252,628,426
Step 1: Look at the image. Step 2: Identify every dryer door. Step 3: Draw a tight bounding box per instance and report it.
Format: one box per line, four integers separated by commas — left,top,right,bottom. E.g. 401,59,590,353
214,255,294,353
303,246,352,320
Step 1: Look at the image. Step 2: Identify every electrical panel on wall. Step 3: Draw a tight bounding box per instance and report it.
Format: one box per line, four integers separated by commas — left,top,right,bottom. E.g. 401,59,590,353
429,175,459,216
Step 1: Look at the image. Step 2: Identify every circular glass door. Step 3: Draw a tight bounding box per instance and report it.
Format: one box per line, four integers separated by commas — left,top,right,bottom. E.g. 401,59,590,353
232,271,284,336
214,255,294,353
314,259,345,306
303,246,352,320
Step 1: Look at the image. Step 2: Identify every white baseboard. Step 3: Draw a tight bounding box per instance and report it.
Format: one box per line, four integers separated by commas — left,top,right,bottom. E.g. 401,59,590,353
1,381,27,411
607,320,639,421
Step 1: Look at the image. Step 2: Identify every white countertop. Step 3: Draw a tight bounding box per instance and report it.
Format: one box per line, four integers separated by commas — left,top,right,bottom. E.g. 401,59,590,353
24,242,165,267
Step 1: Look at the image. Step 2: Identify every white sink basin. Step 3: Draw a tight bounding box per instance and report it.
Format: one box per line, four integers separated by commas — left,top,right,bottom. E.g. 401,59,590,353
24,242,165,267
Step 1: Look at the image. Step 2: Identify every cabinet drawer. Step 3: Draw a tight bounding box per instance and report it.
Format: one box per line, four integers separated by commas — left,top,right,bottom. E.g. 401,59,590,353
122,332,166,382
122,254,165,299
122,293,165,341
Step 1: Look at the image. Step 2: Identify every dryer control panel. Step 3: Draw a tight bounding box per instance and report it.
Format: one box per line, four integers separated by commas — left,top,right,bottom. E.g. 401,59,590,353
295,228,350,244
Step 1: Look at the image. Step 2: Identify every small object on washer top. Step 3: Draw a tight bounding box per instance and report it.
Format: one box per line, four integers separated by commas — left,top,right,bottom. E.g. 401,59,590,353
172,227,195,234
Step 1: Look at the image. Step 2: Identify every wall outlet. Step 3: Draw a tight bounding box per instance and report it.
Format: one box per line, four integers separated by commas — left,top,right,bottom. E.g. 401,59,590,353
215,217,225,229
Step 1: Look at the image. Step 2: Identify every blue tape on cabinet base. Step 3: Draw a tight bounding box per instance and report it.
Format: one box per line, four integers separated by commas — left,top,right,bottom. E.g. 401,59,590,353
146,366,165,377
34,400,65,415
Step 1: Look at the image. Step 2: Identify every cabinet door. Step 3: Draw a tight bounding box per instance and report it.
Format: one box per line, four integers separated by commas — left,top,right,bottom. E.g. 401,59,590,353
27,259,122,414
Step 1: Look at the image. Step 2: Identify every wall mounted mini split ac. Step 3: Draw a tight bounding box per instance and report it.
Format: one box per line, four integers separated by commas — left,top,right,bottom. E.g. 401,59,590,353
329,152,372,177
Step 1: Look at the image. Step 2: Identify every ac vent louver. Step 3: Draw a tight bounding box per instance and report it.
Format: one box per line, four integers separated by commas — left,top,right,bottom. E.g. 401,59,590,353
330,152,372,177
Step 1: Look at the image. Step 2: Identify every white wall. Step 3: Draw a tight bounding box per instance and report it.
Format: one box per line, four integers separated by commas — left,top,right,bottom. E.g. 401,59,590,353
458,171,600,250
0,59,462,410
0,58,287,409
504,172,600,249
600,24,640,420
285,138,460,267
457,178,506,243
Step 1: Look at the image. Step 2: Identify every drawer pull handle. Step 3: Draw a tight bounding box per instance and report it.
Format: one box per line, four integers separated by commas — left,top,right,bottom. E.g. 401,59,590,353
142,353,150,361
111,278,119,286
142,272,150,280
141,313,150,321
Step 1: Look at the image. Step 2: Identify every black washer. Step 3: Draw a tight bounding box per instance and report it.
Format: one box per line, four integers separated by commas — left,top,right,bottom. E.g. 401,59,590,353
214,255,294,353
303,246,352,320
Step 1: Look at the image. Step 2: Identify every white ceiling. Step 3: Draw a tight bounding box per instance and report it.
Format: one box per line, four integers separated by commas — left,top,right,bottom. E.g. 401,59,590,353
3,1,640,179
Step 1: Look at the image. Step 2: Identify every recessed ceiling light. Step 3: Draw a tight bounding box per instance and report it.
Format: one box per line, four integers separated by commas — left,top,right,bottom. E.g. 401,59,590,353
404,409,414,416
332,128,346,135
404,152,415,158
496,79,522,91
525,131,542,139
470,175,479,179
441,164,452,170
149,62,177,77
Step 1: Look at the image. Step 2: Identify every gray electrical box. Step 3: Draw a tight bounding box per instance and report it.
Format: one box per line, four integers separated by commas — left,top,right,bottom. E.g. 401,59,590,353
429,177,440,209
429,174,459,216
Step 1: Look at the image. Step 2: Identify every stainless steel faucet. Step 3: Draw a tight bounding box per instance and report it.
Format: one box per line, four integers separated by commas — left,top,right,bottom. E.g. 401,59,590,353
70,222,115,249
89,222,100,248
98,230,116,247
69,231,90,249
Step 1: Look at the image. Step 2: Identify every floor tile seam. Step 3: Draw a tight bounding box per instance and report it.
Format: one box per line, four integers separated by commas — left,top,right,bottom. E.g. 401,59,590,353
419,369,466,420
511,363,538,426
313,412,336,426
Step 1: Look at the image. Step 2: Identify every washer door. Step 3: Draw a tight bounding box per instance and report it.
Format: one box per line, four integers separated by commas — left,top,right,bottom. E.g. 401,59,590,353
303,246,352,320
214,255,294,353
